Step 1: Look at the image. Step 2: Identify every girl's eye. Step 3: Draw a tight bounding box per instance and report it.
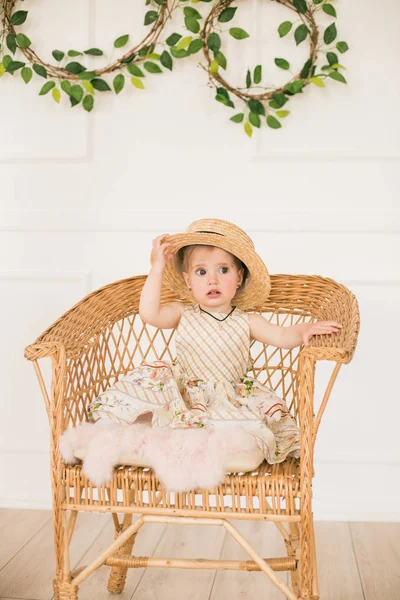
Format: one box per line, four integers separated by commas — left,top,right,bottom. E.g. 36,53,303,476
195,268,206,275
220,267,228,274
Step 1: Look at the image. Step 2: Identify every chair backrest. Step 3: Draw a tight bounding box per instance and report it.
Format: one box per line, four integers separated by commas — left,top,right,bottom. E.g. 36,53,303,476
34,274,357,429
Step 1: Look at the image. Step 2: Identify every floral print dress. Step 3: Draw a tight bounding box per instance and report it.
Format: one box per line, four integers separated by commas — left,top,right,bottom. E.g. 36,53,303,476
88,303,300,464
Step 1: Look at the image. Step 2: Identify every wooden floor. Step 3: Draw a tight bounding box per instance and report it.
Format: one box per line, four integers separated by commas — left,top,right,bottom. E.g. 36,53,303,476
0,509,399,599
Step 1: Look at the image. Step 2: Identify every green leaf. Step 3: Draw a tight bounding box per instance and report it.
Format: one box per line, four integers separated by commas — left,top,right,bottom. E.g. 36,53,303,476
276,110,290,118
294,24,308,45
177,36,192,49
10,10,28,26
218,7,237,22
39,81,55,95
188,38,203,54
293,0,308,14
52,88,61,104
267,115,281,129
52,50,65,61
6,34,17,55
68,50,82,57
166,33,182,46
160,50,173,70
78,71,97,80
246,69,251,88
310,76,325,87
284,80,304,94
336,41,349,54
269,93,288,109
207,32,221,52
113,73,125,93
278,21,292,37
300,58,313,79
184,6,202,19
91,78,111,91
170,47,188,59
70,84,84,102
61,80,72,94
324,23,337,45
248,98,265,116
210,59,219,74
84,48,103,56
144,10,158,25
215,93,234,108
83,95,94,112
215,51,227,69
144,61,162,74
216,87,229,100
327,52,338,66
249,112,261,128
6,60,25,73
328,71,346,83
254,65,262,84
114,35,129,48
2,55,13,70
138,44,155,57
275,58,290,70
16,33,31,49
127,63,145,77
21,66,32,83
65,62,86,74
82,81,95,94
244,122,252,137
229,28,249,40
121,53,137,63
322,4,337,17
185,17,200,34
33,64,47,78
131,76,145,89
230,113,244,123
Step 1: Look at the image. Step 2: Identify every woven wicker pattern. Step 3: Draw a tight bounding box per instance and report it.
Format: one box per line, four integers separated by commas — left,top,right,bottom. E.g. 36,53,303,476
25,273,360,600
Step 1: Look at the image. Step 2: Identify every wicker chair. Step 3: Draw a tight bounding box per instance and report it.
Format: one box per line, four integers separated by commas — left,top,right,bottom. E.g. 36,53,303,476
24,273,360,600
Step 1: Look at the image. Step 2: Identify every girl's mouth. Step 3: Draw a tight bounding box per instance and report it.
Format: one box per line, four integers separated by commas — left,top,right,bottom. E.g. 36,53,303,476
207,290,221,297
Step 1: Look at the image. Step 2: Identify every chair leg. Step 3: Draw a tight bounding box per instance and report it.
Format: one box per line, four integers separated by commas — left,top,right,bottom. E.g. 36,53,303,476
286,522,300,597
53,577,78,600
107,512,138,593
299,510,319,600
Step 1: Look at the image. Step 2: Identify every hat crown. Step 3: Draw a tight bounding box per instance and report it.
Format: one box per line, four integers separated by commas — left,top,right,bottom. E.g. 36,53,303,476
186,219,255,251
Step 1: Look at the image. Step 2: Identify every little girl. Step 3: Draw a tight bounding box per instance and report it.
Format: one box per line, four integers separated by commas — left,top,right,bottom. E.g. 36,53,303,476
88,218,342,465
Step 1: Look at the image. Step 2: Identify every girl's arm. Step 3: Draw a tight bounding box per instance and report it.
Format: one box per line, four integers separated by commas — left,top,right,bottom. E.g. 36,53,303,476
249,313,342,350
139,235,184,329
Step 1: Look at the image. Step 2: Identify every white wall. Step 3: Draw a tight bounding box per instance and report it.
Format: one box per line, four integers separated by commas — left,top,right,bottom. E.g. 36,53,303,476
0,0,398,520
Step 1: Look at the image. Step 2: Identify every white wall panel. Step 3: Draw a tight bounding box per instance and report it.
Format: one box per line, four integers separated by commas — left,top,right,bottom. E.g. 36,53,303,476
0,0,399,518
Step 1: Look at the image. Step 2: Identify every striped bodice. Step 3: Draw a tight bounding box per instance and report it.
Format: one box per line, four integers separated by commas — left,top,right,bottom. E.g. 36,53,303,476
175,303,252,381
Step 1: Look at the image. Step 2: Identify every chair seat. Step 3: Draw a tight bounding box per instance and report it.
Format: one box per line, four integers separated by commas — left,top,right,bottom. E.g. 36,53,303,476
73,445,265,474
62,456,302,517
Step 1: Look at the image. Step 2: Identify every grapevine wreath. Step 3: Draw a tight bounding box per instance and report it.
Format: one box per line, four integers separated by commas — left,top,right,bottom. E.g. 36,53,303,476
0,0,349,136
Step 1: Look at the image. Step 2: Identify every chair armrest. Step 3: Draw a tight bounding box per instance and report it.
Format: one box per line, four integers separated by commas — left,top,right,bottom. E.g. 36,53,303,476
301,278,360,364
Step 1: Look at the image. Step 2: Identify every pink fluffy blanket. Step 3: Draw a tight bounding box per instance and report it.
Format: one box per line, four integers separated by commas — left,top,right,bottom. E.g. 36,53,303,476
59,421,260,491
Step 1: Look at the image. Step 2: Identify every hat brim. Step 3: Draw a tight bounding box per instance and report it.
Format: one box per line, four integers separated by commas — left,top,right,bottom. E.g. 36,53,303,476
151,231,271,310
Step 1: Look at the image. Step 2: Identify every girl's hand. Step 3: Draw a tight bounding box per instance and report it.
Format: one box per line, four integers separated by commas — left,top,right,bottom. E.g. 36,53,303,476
151,234,174,270
302,321,343,347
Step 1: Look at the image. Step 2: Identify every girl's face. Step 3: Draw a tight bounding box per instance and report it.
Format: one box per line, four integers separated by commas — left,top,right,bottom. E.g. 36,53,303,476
182,246,243,313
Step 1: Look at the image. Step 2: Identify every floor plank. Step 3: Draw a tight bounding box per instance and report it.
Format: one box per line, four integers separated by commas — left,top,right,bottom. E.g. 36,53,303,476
74,516,166,599
131,523,226,600
350,522,400,600
0,509,51,572
210,520,289,600
314,522,364,600
0,511,108,600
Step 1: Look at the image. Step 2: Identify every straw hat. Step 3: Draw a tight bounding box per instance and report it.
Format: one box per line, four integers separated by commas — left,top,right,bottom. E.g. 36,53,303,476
150,218,271,310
